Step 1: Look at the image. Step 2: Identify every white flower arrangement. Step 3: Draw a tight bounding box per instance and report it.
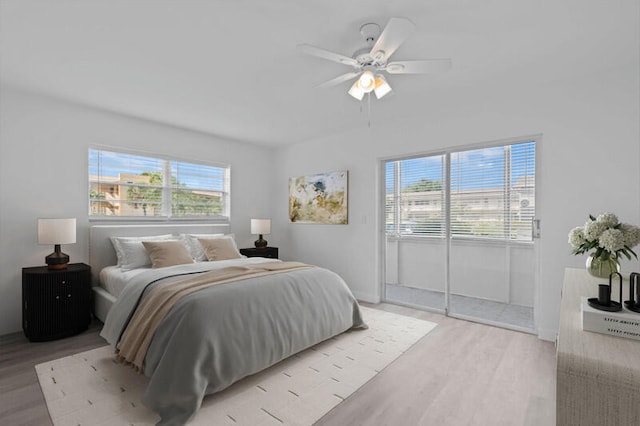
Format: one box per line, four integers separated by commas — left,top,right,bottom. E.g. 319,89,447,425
568,213,640,264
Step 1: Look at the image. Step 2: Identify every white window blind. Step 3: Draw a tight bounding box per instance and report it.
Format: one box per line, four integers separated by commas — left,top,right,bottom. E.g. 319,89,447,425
385,141,535,241
385,155,445,236
451,142,535,241
171,161,229,217
89,148,230,220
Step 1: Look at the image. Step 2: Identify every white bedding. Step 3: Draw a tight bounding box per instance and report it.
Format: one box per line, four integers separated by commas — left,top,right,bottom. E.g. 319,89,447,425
100,258,365,425
99,265,150,298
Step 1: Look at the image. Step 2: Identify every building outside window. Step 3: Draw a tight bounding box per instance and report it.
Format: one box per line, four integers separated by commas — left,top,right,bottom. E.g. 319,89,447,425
89,148,230,221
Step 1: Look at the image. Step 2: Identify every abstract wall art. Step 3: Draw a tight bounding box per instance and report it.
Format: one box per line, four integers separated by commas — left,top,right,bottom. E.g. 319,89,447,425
288,171,348,224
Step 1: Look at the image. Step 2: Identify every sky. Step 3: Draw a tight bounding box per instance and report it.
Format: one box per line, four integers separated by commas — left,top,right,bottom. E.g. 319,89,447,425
89,149,225,191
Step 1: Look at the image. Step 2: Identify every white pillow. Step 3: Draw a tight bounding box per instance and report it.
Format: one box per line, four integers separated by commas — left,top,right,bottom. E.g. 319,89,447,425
117,240,154,271
110,234,174,269
182,233,237,261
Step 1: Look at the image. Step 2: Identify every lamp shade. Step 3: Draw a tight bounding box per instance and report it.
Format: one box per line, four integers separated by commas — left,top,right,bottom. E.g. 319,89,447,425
38,218,76,244
374,74,392,99
350,73,392,100
251,219,271,235
358,70,375,92
348,80,365,100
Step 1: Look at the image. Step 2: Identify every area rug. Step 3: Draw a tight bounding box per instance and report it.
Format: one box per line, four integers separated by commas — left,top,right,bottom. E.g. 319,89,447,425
36,306,436,425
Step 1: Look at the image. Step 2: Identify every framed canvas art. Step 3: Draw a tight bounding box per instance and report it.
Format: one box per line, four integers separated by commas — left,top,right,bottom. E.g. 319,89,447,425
289,171,348,224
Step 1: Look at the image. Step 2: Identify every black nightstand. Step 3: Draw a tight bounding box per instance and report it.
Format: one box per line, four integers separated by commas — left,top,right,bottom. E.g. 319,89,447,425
22,263,92,342
239,247,279,259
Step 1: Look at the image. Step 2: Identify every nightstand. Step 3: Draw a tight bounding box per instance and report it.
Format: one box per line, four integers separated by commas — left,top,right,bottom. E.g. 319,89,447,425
22,263,92,342
239,247,279,259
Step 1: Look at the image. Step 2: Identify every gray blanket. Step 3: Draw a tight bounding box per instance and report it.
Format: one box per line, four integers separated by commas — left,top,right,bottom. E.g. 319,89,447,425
100,258,366,425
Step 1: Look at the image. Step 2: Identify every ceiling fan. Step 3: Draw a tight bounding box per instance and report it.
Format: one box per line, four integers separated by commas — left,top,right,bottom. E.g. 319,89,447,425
298,17,452,100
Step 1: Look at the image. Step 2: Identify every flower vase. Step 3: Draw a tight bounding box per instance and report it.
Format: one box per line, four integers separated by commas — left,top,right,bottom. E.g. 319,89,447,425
586,254,620,278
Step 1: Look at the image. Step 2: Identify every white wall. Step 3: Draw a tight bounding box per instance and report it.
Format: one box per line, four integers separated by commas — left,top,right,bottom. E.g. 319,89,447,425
273,3,640,340
0,86,274,335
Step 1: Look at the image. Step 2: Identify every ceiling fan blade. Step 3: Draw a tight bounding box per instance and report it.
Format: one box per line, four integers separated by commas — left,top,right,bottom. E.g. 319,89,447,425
369,17,415,62
317,72,361,88
297,44,358,67
386,59,452,74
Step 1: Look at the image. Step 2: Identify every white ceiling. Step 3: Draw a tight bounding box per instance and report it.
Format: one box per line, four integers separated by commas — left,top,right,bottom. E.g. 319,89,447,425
1,0,636,146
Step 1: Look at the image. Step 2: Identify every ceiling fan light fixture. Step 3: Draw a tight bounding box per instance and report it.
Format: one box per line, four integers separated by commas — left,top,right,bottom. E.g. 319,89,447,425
299,17,452,103
348,80,365,100
374,74,392,99
358,70,375,92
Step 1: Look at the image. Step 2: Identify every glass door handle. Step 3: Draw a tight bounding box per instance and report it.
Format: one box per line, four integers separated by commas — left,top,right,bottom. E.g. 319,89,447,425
532,218,541,239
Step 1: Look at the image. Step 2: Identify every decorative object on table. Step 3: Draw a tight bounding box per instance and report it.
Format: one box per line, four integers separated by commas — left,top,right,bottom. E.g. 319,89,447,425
624,272,640,313
568,212,640,278
250,218,271,248
37,218,76,270
581,296,640,341
289,170,348,224
587,271,623,312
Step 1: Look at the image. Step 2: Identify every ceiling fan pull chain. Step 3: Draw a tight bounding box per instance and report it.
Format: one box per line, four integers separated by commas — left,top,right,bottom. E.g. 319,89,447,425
368,92,372,128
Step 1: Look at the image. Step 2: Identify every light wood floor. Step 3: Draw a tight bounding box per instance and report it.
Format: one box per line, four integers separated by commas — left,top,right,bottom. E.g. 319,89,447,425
0,303,556,426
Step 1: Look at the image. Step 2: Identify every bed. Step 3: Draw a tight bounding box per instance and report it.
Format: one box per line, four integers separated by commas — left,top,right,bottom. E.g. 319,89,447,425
90,224,231,322
89,224,365,425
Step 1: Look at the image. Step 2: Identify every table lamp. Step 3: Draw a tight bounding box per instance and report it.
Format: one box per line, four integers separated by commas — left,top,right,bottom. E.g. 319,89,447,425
251,219,271,249
38,218,76,269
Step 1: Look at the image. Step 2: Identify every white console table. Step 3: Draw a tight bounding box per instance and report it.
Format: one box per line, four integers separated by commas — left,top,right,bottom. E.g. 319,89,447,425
557,268,640,425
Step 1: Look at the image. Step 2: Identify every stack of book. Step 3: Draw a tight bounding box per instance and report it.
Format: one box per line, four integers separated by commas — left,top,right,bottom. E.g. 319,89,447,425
582,297,640,341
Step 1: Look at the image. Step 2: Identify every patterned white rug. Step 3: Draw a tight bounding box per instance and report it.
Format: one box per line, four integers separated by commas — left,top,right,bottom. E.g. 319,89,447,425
36,306,436,425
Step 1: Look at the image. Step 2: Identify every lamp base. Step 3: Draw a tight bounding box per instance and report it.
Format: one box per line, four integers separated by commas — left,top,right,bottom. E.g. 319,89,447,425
254,235,268,249
47,262,69,270
46,245,69,270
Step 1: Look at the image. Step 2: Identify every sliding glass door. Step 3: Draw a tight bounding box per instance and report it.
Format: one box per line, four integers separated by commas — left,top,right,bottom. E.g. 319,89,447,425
383,139,537,332
384,156,447,312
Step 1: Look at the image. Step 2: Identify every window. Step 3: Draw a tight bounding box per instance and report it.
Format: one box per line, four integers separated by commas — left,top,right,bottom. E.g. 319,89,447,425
385,141,535,241
385,155,445,236
89,148,230,220
450,142,535,240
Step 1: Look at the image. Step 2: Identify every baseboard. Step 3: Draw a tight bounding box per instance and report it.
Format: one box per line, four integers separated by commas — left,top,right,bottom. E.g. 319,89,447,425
537,327,557,342
353,290,380,304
